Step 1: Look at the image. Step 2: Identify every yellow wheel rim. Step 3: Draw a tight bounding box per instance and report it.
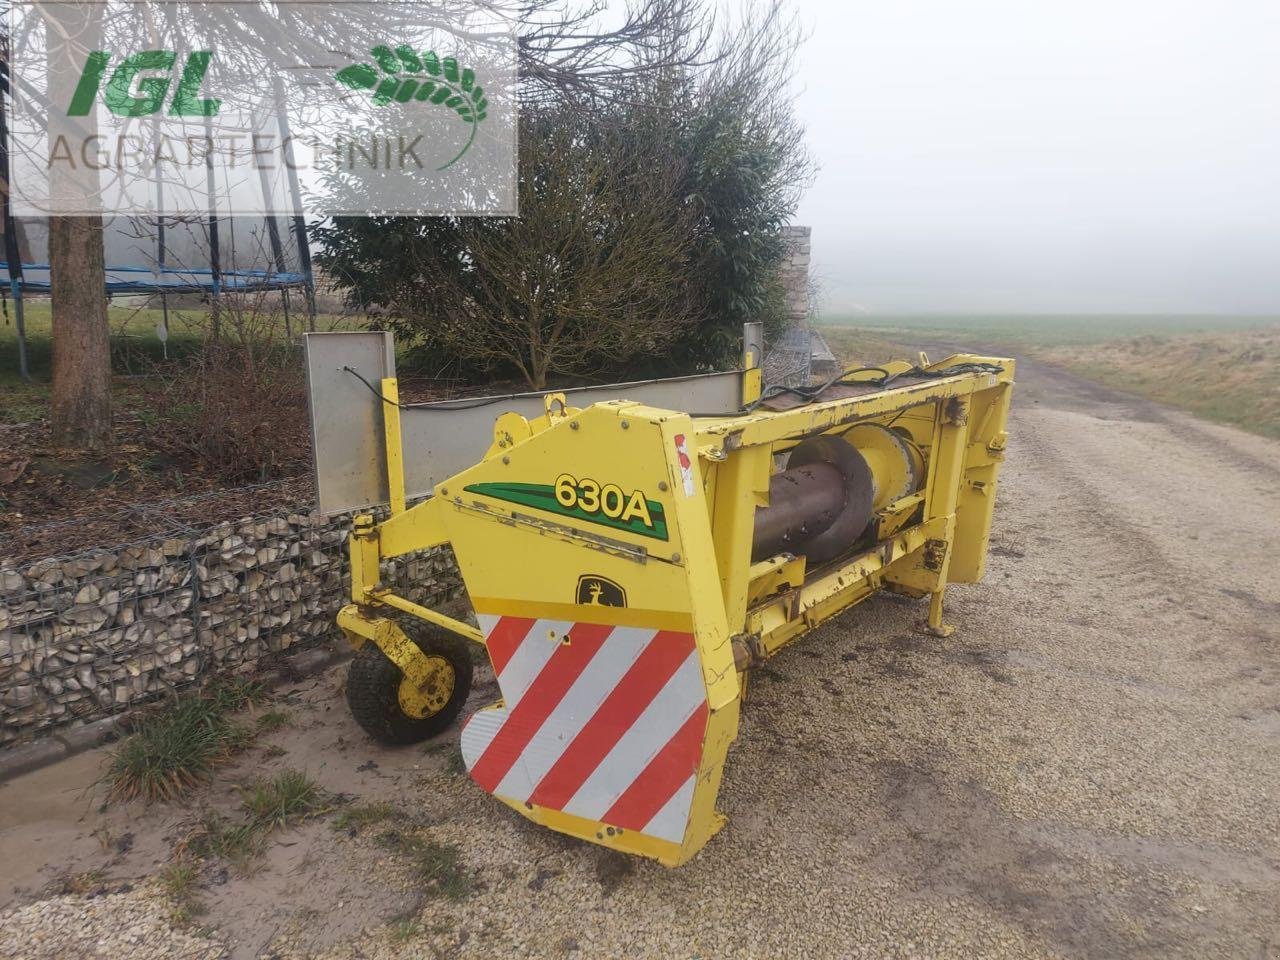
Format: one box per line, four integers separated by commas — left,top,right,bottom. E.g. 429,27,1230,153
397,654,456,719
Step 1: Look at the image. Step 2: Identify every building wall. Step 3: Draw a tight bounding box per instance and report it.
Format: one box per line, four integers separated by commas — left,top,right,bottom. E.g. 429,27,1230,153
779,225,812,327
764,225,814,387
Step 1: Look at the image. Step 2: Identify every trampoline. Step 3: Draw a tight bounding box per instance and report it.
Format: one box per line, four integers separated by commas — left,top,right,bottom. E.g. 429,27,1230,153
0,63,318,381
0,263,311,296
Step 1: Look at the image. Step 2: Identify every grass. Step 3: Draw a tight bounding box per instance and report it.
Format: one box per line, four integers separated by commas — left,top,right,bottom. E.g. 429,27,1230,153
820,312,1280,348
817,328,917,366
54,870,108,896
388,918,423,944
192,813,265,867
0,299,359,395
331,801,399,832
191,769,329,867
1040,331,1280,439
376,829,473,901
818,314,1280,440
104,680,260,803
159,859,206,924
241,769,326,828
255,709,293,734
0,381,49,423
0,302,254,387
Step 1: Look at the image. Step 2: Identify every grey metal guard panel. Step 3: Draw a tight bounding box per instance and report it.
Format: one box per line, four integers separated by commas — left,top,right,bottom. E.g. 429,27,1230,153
742,321,764,368
306,332,748,515
304,331,396,515
399,371,745,496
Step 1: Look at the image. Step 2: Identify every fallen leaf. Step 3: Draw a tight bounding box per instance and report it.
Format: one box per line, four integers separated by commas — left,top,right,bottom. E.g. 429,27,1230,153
0,457,30,484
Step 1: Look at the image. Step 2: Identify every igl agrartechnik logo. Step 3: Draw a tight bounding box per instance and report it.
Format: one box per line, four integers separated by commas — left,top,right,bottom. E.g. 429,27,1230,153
48,49,234,171
335,45,488,168
67,50,221,118
47,45,486,174
9,0,516,217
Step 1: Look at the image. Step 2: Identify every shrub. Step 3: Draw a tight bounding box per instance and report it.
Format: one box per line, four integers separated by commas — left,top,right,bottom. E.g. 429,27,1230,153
145,310,309,484
313,3,809,387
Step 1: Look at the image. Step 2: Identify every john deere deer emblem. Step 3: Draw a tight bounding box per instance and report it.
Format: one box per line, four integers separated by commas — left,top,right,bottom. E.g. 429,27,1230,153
576,575,626,608
335,45,487,169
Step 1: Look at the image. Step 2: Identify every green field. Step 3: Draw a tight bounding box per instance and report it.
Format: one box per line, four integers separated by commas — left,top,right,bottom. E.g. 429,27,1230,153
0,298,364,425
7,306,1278,440
820,313,1280,348
819,314,1280,440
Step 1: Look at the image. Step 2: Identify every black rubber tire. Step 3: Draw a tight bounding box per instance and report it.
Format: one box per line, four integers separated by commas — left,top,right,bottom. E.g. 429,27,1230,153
346,622,474,745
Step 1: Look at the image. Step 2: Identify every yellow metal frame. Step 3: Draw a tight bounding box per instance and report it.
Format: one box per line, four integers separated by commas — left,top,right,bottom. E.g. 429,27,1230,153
337,356,1014,865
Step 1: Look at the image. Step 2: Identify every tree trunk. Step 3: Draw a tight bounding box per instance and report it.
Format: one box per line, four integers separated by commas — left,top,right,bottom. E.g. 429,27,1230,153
44,0,111,455
49,215,112,454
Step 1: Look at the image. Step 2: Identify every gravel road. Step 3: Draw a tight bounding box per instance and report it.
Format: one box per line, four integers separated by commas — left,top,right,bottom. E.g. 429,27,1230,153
2,355,1278,960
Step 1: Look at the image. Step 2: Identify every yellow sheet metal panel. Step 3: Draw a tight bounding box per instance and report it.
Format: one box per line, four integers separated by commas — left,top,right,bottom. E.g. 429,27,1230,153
949,368,1015,583
425,401,740,864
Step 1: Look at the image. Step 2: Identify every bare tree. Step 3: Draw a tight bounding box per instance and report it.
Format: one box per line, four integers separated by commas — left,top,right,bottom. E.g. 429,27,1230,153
517,0,716,104
47,217,112,451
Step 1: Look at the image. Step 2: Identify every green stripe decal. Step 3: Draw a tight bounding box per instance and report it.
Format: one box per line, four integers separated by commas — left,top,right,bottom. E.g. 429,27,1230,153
463,482,669,541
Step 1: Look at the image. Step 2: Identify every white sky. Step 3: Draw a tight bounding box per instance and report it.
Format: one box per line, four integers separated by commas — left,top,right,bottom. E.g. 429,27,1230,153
790,0,1280,314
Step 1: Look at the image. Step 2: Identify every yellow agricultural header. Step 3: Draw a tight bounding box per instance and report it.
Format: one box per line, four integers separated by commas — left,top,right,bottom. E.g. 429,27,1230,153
311,334,1014,865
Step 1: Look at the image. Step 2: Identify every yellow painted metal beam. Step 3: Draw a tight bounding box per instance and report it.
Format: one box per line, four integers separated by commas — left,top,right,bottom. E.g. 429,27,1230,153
748,519,939,655
381,377,406,515
348,515,381,604
364,588,484,645
693,366,1010,452
377,494,451,559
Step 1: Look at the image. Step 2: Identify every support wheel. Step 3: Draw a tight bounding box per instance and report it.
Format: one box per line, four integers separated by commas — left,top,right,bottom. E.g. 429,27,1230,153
346,622,474,745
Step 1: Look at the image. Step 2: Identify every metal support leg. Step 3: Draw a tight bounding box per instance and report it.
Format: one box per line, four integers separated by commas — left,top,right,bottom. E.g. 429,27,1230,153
918,396,970,637
925,585,953,638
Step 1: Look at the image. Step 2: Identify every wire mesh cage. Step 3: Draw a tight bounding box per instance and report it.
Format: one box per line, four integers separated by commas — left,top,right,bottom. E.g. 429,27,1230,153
763,324,814,389
0,492,463,746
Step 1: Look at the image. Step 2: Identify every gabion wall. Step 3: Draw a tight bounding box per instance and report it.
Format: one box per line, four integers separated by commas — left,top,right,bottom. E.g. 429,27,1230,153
0,506,464,746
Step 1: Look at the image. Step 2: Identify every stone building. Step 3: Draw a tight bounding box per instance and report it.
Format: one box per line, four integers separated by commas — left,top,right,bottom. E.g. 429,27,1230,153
765,226,839,386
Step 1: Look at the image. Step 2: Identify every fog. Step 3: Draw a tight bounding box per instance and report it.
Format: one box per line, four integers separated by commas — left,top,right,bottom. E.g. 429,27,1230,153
791,0,1280,315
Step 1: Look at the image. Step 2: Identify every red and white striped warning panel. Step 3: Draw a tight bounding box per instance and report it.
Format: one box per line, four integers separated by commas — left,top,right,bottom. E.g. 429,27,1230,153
460,614,708,845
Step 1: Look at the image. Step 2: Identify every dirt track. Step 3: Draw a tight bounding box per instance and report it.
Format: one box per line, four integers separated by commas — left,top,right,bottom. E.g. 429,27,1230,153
2,354,1278,959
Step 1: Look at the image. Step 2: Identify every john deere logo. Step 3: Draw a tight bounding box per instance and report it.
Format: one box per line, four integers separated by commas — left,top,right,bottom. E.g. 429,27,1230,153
576,576,626,608
67,50,220,118
335,45,487,169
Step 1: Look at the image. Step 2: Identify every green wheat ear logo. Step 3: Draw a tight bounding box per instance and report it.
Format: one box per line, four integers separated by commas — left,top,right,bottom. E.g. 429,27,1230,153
335,45,488,169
